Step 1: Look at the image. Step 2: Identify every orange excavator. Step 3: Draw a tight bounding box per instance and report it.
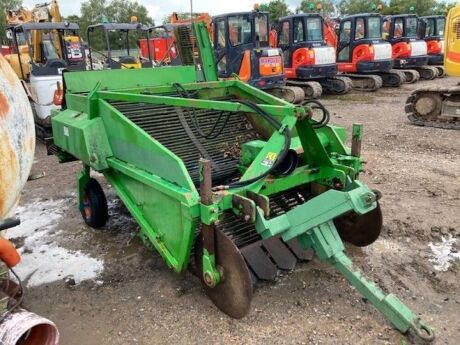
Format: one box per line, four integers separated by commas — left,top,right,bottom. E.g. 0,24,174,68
419,15,446,77
382,14,438,81
324,13,406,91
269,13,352,98
163,9,305,102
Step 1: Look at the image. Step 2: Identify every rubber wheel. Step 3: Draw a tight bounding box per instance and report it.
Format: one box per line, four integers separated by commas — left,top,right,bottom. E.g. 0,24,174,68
80,178,108,228
334,203,383,247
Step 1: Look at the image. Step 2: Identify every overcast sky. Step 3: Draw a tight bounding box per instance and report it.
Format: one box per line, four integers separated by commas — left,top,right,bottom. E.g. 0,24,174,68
22,0,301,25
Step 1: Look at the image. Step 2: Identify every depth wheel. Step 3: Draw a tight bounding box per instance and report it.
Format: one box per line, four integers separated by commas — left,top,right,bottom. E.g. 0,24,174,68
80,178,108,228
334,202,383,247
195,229,253,319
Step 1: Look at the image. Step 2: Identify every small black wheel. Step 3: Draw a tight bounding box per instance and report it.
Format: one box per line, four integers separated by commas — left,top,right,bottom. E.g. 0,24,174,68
80,178,108,228
334,202,383,247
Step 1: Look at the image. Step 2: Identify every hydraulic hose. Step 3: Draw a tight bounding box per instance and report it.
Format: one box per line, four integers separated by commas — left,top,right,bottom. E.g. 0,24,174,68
171,83,292,189
227,99,291,189
301,99,330,128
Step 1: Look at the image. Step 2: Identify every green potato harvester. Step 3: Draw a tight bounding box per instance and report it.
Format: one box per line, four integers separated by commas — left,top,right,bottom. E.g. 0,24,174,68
49,23,434,342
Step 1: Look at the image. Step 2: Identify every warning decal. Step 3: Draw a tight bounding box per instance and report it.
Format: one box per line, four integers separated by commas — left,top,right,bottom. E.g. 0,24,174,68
261,152,277,167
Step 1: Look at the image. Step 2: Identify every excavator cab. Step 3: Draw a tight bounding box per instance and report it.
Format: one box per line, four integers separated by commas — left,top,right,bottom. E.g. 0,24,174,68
383,14,429,69
336,13,392,73
270,13,352,98
212,10,285,90
276,14,336,79
419,15,445,65
87,23,153,70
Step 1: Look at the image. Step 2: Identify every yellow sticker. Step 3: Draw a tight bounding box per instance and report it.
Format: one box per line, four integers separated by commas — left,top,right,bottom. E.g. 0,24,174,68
261,152,277,167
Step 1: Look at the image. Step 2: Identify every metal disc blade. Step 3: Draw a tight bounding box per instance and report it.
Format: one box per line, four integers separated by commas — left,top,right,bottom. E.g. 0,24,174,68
195,229,253,319
334,202,383,247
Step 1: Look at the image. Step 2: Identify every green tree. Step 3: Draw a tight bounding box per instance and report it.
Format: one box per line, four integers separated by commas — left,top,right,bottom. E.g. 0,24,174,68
384,0,437,16
297,1,336,16
261,0,292,23
433,1,454,15
105,0,153,26
65,15,81,25
338,0,379,15
80,0,153,51
0,0,23,44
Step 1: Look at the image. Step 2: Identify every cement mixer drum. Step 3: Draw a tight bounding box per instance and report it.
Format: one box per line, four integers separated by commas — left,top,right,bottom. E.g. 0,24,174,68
0,54,35,219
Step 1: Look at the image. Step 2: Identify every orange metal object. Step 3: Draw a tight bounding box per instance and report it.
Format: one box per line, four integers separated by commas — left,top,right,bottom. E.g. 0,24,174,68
426,39,442,55
323,19,338,48
259,56,283,77
238,50,252,82
170,12,212,34
392,41,411,59
269,29,278,48
0,238,20,268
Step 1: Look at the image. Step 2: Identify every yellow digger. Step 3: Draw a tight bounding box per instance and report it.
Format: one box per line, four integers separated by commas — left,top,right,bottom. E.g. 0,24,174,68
3,0,86,139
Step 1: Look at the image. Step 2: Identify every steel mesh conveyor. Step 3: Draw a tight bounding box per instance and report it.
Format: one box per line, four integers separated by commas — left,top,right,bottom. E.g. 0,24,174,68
109,98,258,185
109,97,313,282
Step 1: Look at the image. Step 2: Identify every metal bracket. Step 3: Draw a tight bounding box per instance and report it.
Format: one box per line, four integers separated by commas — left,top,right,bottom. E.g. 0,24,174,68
199,158,221,287
351,123,363,157
232,194,256,223
247,191,270,218
297,221,435,342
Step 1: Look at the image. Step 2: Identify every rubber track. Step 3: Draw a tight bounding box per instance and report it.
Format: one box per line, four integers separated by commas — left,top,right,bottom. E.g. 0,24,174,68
379,69,406,87
398,69,420,83
433,65,446,78
417,65,439,80
341,73,383,91
325,76,353,95
405,85,460,130
267,86,305,103
286,80,323,99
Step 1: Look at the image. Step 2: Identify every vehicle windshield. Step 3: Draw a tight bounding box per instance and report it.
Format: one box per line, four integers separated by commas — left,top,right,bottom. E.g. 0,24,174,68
406,17,418,38
425,18,435,36
437,17,445,36
255,13,269,46
228,15,252,46
368,17,381,39
306,17,323,41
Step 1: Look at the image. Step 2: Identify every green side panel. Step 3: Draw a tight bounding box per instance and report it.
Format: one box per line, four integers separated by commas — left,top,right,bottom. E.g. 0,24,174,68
104,169,197,273
63,66,198,93
51,109,112,170
99,101,195,190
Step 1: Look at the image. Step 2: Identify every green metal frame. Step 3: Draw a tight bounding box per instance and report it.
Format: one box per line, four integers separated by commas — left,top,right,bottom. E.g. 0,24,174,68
51,64,433,340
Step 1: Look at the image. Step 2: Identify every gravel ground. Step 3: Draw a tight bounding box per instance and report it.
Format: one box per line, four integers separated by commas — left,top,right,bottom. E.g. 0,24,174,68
7,76,460,345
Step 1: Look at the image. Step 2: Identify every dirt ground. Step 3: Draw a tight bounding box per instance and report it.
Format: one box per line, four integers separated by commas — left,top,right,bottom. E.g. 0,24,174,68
7,77,460,345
